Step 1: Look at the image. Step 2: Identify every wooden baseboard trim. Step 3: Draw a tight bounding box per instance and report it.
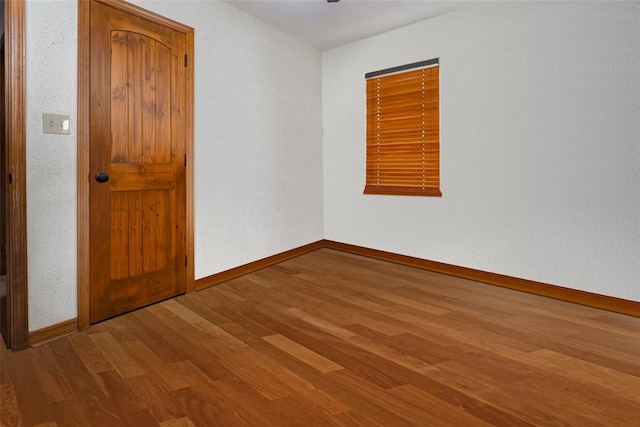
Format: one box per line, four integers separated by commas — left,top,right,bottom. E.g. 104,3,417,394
26,239,636,347
322,240,639,317
187,239,640,317
195,241,325,291
29,318,78,347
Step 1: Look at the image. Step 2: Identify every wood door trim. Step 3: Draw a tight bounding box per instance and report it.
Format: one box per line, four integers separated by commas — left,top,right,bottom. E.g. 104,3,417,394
77,0,194,330
4,0,29,350
92,0,193,33
77,0,91,331
184,28,195,294
1,34,5,277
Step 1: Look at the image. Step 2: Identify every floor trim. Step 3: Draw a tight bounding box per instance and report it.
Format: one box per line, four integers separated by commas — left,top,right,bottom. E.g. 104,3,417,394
195,239,639,318
28,239,640,344
195,241,325,291
29,318,78,347
323,240,640,318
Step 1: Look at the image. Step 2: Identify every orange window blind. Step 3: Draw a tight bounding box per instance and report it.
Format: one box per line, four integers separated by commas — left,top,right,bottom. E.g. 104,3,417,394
365,60,441,196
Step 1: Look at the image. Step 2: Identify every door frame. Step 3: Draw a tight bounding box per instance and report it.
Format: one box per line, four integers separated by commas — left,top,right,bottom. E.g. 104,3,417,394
3,0,29,350
77,0,194,330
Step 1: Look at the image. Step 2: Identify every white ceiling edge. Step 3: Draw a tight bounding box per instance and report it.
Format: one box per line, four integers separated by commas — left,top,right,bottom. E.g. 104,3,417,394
223,0,472,51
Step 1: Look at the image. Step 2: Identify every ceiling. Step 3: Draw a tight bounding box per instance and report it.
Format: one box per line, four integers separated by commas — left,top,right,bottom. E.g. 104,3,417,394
223,0,471,51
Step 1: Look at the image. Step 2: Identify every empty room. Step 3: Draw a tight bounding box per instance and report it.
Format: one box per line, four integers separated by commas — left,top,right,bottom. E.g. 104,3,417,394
1,0,639,425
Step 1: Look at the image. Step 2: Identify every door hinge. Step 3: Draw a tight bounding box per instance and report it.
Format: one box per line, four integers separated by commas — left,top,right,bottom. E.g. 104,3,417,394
184,154,187,167
8,173,13,184
185,255,188,267
184,54,188,67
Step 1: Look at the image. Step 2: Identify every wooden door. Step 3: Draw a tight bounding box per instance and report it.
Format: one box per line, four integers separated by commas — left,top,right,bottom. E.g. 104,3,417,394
90,1,188,323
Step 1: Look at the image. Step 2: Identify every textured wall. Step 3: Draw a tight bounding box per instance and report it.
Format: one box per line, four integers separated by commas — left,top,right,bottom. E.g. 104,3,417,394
26,0,78,330
322,2,640,301
25,0,323,330
131,0,324,278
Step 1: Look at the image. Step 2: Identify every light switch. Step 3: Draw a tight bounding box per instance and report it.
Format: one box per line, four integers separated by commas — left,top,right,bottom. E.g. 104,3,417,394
43,113,70,135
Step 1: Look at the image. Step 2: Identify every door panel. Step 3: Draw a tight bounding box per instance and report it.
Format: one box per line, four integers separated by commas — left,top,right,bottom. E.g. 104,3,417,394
110,30,172,164
90,1,186,323
110,190,172,280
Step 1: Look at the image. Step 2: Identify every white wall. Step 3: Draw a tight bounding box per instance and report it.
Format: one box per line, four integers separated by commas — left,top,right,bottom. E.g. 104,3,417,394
25,0,323,330
131,0,324,276
26,0,78,331
323,2,640,301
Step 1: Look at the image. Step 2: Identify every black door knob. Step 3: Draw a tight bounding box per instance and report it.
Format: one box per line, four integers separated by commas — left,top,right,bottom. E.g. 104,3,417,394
95,172,109,183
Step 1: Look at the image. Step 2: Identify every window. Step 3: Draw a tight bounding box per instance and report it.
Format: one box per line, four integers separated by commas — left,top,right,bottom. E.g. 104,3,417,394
364,59,441,196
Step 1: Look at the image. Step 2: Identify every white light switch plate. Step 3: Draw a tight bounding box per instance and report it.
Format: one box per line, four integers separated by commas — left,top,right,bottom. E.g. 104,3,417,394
43,113,70,135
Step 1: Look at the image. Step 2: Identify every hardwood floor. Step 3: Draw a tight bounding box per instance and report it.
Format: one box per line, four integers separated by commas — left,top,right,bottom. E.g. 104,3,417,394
2,248,640,426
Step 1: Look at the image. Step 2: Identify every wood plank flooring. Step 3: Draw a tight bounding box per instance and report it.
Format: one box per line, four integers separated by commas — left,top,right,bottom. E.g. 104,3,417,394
2,249,640,426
